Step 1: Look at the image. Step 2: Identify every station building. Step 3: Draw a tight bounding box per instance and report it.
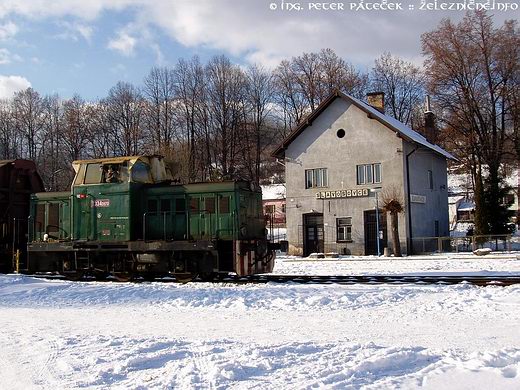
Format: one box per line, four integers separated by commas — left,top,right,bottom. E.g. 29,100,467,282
273,91,456,256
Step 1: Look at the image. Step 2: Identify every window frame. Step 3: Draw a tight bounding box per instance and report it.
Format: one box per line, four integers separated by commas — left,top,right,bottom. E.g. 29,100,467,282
336,217,353,243
304,168,329,189
356,163,382,185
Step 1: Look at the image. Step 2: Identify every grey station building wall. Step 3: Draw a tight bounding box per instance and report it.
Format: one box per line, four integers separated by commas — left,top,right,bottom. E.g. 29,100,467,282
282,96,450,256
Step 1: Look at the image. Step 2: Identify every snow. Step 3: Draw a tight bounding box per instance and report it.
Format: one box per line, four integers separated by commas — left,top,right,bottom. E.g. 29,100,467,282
457,201,475,211
260,184,285,200
267,227,287,241
450,221,474,237
273,253,520,276
1,254,520,389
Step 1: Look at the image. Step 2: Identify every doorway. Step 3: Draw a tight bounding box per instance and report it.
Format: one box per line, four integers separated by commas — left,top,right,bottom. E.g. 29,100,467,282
303,213,324,256
364,209,387,255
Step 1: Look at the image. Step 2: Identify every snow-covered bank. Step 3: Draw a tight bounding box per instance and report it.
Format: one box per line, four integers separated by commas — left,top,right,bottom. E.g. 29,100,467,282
273,253,520,276
1,273,520,389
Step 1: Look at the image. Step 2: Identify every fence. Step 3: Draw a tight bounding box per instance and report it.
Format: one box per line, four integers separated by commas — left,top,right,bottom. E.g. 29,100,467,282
411,234,518,254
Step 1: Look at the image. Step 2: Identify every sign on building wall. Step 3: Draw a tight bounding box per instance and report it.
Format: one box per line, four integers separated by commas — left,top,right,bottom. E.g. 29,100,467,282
316,188,370,199
411,194,426,204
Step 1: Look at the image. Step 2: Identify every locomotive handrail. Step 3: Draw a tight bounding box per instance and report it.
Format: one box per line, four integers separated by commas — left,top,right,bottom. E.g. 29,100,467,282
142,212,148,241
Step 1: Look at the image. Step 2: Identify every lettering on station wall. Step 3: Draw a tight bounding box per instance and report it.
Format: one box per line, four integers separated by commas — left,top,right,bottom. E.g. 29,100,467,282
410,194,426,204
91,199,110,208
316,188,369,199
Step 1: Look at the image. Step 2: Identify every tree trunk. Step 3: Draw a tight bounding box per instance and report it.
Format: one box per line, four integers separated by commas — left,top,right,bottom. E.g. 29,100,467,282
391,211,402,257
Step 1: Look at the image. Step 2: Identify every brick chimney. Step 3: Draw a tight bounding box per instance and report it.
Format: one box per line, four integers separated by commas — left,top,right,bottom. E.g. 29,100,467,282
367,92,385,114
424,95,437,144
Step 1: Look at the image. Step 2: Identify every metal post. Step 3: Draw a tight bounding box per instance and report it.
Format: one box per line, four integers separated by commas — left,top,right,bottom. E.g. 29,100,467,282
375,191,380,257
163,212,167,240
142,213,147,241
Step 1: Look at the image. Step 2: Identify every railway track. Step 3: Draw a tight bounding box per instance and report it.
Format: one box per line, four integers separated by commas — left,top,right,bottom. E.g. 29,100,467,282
24,273,520,286
249,274,520,286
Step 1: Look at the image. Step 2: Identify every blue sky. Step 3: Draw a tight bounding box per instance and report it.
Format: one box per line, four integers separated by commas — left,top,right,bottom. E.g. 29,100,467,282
0,1,516,100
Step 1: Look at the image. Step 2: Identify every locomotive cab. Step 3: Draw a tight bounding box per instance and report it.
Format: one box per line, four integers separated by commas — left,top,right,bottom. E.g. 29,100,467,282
70,156,172,242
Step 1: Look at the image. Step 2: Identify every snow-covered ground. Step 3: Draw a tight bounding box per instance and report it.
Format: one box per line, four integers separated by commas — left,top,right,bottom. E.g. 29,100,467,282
273,253,520,276
1,255,520,389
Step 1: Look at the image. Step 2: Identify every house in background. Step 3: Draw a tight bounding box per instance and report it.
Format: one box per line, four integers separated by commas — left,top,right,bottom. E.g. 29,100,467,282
261,184,286,225
273,91,455,256
448,167,520,235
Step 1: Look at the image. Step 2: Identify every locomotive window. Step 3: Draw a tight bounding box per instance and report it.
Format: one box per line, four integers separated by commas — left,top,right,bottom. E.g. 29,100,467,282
190,198,199,212
147,199,158,213
161,199,171,212
84,163,102,184
131,162,151,183
219,197,230,214
47,203,59,233
175,198,186,213
36,204,45,232
205,198,215,214
74,164,86,185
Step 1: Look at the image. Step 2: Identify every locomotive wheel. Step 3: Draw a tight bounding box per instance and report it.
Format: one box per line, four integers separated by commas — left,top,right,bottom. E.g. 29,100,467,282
63,270,84,281
94,271,109,281
113,271,135,282
175,273,197,283
142,273,156,282
199,272,217,282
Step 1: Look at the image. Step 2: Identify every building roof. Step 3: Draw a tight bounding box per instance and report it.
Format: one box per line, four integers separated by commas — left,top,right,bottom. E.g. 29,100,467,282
272,91,456,161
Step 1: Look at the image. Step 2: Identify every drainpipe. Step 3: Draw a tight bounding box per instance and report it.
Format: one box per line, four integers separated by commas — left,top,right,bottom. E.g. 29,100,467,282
406,147,418,255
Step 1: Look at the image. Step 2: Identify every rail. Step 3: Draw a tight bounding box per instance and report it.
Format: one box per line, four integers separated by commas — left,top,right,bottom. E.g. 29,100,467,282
27,273,520,286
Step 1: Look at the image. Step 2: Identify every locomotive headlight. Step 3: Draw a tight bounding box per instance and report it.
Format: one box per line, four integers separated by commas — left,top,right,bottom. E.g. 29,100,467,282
240,226,248,238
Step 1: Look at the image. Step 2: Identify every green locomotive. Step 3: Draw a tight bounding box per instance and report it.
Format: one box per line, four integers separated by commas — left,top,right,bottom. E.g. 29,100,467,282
27,155,275,280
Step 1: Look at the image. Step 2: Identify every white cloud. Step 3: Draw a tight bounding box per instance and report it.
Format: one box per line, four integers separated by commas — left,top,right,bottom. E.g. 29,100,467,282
0,0,513,69
0,75,31,98
56,21,93,42
107,30,136,56
0,0,141,21
0,48,22,65
0,21,18,40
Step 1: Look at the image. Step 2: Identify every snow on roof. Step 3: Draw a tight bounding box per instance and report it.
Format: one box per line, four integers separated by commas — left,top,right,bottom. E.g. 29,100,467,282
349,95,457,161
458,201,475,211
448,195,465,205
261,184,286,200
273,91,457,161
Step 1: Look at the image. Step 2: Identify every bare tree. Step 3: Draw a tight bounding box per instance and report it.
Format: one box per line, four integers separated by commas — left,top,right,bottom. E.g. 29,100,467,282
381,185,405,257
422,11,518,235
274,48,368,134
240,64,277,185
103,81,145,156
12,88,45,161
173,56,207,181
0,100,16,159
143,66,176,156
371,52,425,126
205,55,246,179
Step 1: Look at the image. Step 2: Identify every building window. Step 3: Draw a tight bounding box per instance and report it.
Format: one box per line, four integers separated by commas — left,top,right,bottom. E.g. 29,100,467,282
305,168,328,189
337,217,352,242
265,205,275,214
356,163,381,185
428,170,433,190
